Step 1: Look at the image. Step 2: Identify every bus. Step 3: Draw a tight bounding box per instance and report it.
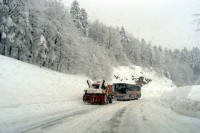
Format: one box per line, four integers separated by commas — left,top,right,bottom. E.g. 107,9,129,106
113,83,141,100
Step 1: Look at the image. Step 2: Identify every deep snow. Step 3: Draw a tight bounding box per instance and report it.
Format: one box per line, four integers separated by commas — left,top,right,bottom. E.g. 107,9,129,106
160,85,200,118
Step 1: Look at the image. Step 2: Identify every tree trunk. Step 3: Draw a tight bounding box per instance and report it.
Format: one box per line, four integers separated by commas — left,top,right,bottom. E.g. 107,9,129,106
0,33,2,43
59,62,63,72
42,61,45,67
18,48,21,60
57,51,62,71
56,62,59,71
3,45,5,55
9,46,12,57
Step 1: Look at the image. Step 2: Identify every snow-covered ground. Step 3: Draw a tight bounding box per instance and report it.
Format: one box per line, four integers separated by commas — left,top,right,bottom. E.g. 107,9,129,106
0,55,200,133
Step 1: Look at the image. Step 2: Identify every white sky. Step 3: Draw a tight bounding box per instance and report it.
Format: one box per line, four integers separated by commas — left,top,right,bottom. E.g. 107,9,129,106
64,0,200,49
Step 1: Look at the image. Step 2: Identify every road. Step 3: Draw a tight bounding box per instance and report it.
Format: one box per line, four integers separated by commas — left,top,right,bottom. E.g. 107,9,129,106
4,98,200,133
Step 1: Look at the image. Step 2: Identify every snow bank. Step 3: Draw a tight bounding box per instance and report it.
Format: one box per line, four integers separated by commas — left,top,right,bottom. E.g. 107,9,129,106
160,85,200,118
188,86,200,101
112,66,175,98
0,55,89,123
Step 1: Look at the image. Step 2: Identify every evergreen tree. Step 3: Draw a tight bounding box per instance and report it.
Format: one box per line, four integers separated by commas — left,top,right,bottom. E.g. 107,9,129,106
140,39,150,67
152,46,160,69
180,47,189,63
80,8,88,35
147,42,153,67
120,26,128,43
70,0,82,28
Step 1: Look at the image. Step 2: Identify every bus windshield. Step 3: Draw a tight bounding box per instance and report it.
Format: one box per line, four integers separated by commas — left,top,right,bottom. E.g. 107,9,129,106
114,84,127,94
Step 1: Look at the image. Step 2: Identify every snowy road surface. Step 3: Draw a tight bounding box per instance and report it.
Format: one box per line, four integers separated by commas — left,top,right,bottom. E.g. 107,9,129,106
2,98,200,133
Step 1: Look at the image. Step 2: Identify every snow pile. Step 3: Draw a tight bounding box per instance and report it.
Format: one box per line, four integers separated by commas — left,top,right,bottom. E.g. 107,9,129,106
112,66,143,84
160,85,200,118
112,66,175,98
0,55,89,123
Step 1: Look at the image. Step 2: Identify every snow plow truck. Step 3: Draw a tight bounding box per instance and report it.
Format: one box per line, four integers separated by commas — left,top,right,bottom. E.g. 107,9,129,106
83,80,113,104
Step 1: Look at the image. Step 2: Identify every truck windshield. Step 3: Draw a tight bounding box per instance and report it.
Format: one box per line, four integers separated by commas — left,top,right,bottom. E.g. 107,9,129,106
92,84,99,89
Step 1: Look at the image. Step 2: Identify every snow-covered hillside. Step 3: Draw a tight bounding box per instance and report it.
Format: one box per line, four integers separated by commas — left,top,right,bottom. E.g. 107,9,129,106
0,55,89,123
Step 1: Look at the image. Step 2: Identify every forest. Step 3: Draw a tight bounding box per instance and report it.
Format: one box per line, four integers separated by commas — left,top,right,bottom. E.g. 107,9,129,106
0,0,200,86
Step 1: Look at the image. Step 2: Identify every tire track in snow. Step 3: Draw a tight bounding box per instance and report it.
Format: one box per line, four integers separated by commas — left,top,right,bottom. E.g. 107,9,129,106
107,107,127,133
18,107,96,133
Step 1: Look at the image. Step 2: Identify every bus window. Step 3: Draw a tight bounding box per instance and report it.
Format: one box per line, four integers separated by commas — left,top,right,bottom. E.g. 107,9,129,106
136,86,141,91
118,87,126,94
128,85,134,91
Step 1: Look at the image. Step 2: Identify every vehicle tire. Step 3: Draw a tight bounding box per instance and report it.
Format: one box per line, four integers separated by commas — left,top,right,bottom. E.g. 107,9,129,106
83,94,86,102
109,96,113,103
129,95,131,101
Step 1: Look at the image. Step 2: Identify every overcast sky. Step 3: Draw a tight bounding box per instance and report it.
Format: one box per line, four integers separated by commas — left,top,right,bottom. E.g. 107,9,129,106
64,0,200,49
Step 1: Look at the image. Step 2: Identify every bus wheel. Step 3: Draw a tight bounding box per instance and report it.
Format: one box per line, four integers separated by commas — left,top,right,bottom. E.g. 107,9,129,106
129,95,131,101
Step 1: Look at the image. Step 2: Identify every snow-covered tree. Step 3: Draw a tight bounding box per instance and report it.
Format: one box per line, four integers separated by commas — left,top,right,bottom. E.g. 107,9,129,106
140,39,150,67
80,8,88,35
120,26,128,43
70,0,89,36
190,47,200,76
70,0,82,28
